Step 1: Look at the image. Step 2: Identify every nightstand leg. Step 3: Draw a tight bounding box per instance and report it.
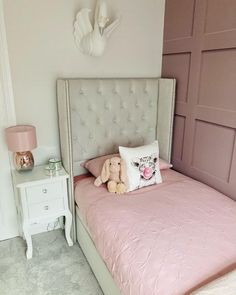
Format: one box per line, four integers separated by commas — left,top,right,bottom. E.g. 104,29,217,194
65,212,73,246
23,223,33,259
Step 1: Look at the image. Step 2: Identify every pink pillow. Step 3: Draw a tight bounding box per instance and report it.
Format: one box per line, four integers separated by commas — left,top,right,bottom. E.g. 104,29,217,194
74,174,92,187
81,153,172,178
81,153,119,178
159,158,173,170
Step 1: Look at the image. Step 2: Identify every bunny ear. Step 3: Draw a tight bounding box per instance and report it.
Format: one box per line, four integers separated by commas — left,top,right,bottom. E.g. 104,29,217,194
101,159,110,183
120,159,127,183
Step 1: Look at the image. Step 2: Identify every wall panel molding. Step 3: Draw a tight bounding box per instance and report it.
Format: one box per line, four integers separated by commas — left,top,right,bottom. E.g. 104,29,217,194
191,120,235,181
162,0,236,199
164,0,196,41
172,115,186,163
204,30,236,50
204,0,236,34
162,53,191,103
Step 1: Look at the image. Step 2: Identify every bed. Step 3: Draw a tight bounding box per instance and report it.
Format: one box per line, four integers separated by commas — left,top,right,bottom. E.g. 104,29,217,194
57,78,236,295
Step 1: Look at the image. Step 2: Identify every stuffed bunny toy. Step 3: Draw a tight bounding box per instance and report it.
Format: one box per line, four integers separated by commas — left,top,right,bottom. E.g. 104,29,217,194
94,156,127,194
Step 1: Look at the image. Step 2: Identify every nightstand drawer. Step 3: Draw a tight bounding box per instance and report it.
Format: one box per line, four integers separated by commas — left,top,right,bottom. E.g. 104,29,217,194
28,198,64,219
26,182,63,204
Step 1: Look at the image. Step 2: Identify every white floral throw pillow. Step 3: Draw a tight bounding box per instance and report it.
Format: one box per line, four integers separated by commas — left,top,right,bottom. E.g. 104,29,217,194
119,141,162,192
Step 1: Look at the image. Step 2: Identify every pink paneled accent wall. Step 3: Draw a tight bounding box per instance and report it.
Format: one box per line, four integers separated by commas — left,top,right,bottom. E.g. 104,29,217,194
162,0,236,199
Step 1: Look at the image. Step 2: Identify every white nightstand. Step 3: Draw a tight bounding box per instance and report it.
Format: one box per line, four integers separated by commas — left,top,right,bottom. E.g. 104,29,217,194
12,165,73,259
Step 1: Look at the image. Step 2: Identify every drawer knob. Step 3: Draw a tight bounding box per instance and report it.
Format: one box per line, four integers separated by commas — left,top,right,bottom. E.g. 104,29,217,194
42,189,47,194
44,205,49,210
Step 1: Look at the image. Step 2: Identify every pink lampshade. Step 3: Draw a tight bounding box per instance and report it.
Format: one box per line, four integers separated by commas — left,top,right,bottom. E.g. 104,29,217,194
5,125,37,152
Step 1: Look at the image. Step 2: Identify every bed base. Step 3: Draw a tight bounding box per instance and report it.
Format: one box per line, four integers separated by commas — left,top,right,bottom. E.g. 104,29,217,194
76,206,121,295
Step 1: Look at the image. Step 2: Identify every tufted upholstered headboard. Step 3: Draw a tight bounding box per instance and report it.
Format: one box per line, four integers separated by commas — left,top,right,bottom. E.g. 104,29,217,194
57,78,175,240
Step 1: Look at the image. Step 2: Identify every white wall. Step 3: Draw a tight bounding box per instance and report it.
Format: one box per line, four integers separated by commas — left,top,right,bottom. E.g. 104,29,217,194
0,80,18,240
3,0,165,164
0,0,18,240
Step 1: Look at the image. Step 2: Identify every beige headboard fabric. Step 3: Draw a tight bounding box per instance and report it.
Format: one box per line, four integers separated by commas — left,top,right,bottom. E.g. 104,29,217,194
57,78,176,241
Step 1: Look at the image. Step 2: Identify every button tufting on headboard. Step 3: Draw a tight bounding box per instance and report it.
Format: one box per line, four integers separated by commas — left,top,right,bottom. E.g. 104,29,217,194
57,78,176,177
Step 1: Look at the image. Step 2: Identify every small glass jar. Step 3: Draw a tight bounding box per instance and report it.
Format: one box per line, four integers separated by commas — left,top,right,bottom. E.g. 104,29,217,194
48,158,62,171
44,165,55,176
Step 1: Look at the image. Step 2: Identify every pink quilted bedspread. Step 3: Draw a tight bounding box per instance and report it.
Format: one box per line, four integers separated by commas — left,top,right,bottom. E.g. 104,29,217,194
75,169,236,295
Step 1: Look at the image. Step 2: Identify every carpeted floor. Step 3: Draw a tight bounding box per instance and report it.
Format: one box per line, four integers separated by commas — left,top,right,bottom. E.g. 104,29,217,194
0,230,103,295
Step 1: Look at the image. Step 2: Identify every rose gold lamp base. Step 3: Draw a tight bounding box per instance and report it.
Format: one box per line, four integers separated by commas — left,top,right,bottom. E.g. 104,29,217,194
13,151,34,171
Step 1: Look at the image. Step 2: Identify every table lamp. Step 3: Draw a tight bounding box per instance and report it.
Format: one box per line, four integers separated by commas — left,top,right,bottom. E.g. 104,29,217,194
5,125,37,171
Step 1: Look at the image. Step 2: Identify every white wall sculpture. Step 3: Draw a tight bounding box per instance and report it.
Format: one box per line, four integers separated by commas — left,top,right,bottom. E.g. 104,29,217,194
74,0,120,57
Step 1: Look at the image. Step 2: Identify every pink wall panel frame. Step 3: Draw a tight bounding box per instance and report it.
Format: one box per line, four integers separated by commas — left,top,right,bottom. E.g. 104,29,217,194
164,0,196,41
162,53,191,103
172,115,186,162
198,49,236,111
162,0,236,199
192,120,235,181
204,0,236,34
